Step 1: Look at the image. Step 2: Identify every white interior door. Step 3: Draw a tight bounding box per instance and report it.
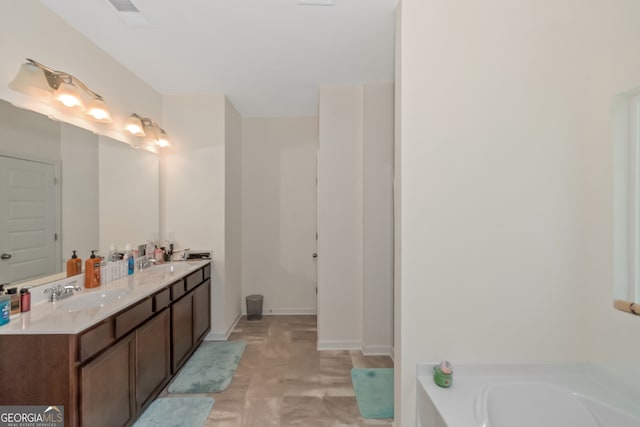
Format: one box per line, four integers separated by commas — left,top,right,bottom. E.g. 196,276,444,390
0,155,58,284
277,142,318,312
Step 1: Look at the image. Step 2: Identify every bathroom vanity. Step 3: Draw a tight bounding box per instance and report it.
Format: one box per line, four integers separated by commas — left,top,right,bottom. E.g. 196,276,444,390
0,260,211,427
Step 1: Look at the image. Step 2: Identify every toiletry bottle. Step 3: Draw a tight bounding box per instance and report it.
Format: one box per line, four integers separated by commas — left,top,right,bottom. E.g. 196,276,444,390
108,243,118,262
0,285,10,326
125,243,135,275
66,250,82,277
154,246,164,264
20,287,31,313
85,250,101,288
6,287,19,318
146,241,155,260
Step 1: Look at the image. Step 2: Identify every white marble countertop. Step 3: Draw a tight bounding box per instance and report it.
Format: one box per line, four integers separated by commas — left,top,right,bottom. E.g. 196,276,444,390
0,260,210,335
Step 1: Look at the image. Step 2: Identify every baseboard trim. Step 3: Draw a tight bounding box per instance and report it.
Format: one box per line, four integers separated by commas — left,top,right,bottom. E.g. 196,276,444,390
242,307,317,316
204,313,241,341
361,344,393,357
317,340,361,351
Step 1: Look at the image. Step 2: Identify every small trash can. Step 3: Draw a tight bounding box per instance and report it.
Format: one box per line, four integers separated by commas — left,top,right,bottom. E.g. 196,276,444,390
246,294,263,321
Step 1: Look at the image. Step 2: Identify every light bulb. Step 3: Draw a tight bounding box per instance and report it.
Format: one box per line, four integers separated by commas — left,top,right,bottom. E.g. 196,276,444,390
55,80,85,110
125,115,145,136
87,98,112,123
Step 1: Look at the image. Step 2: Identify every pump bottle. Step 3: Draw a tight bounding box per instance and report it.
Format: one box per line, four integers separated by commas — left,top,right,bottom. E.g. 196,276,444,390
85,250,101,288
67,250,82,277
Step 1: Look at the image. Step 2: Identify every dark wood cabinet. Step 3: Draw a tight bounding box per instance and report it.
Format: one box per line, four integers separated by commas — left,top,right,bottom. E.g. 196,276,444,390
0,262,211,427
80,334,135,427
171,291,193,372
136,308,170,411
171,278,212,373
193,279,211,342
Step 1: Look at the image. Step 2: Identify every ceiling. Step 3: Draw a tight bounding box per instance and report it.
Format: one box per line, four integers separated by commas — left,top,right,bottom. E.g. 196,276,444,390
40,0,397,117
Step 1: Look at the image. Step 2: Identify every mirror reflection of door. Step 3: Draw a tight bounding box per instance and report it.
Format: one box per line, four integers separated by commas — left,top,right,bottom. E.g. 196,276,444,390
0,155,58,284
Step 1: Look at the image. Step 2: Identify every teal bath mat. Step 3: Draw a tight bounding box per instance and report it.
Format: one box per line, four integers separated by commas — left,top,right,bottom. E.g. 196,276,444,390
168,340,246,393
351,368,394,419
133,397,214,427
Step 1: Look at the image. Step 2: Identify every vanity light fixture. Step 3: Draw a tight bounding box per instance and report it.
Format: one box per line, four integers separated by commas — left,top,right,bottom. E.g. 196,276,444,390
8,58,112,123
156,128,170,147
125,113,171,147
125,113,145,136
55,76,85,109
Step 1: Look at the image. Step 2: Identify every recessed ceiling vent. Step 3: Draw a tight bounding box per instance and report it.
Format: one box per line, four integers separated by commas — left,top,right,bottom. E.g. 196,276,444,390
106,0,152,27
107,0,139,13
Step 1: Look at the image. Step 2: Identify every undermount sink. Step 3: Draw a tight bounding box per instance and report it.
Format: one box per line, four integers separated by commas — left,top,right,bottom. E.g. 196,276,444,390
474,382,639,427
55,289,131,312
150,262,193,274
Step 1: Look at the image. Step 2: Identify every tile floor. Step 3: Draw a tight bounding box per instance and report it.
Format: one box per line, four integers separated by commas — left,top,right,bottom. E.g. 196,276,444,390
158,315,394,426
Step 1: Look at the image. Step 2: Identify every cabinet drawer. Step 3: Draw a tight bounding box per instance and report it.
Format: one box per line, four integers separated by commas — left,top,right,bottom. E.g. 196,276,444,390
203,263,211,280
79,319,114,362
185,269,203,292
115,298,153,338
153,288,171,312
170,279,186,300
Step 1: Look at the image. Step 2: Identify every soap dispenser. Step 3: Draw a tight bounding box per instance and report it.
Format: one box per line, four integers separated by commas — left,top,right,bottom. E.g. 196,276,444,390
85,250,101,288
0,285,10,326
67,250,82,277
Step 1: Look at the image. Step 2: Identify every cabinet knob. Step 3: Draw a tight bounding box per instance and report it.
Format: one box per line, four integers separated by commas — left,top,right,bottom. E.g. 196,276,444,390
0,253,11,260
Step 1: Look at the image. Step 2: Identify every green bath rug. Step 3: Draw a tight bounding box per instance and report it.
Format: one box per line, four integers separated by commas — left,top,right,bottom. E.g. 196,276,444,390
168,340,246,393
133,397,214,427
351,368,394,419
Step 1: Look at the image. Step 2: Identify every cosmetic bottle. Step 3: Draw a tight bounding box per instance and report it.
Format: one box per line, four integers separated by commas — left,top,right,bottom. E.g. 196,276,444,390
146,241,155,260
125,244,135,275
67,250,82,277
433,361,453,388
154,247,164,264
85,250,101,288
20,287,31,313
6,287,19,318
0,285,10,326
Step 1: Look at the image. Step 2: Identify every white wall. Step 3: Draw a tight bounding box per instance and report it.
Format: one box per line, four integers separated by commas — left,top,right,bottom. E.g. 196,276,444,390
393,0,403,406
397,1,640,425
0,100,60,162
317,84,395,353
241,117,319,315
224,98,243,330
98,136,159,257
318,86,364,350
162,94,238,339
60,123,99,266
362,82,395,355
0,1,162,147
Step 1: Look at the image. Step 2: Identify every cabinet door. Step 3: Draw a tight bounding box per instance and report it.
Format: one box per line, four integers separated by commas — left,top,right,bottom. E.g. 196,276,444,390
80,335,134,427
193,279,211,343
171,294,193,372
136,309,170,410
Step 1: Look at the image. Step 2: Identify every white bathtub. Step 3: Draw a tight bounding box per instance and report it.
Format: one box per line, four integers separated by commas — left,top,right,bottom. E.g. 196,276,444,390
416,363,640,427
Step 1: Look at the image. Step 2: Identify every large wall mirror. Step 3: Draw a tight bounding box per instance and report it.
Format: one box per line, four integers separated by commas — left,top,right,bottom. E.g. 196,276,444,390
0,99,159,286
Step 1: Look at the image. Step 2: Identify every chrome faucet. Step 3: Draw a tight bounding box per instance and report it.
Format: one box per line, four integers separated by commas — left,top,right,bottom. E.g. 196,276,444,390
138,258,157,270
44,283,81,302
